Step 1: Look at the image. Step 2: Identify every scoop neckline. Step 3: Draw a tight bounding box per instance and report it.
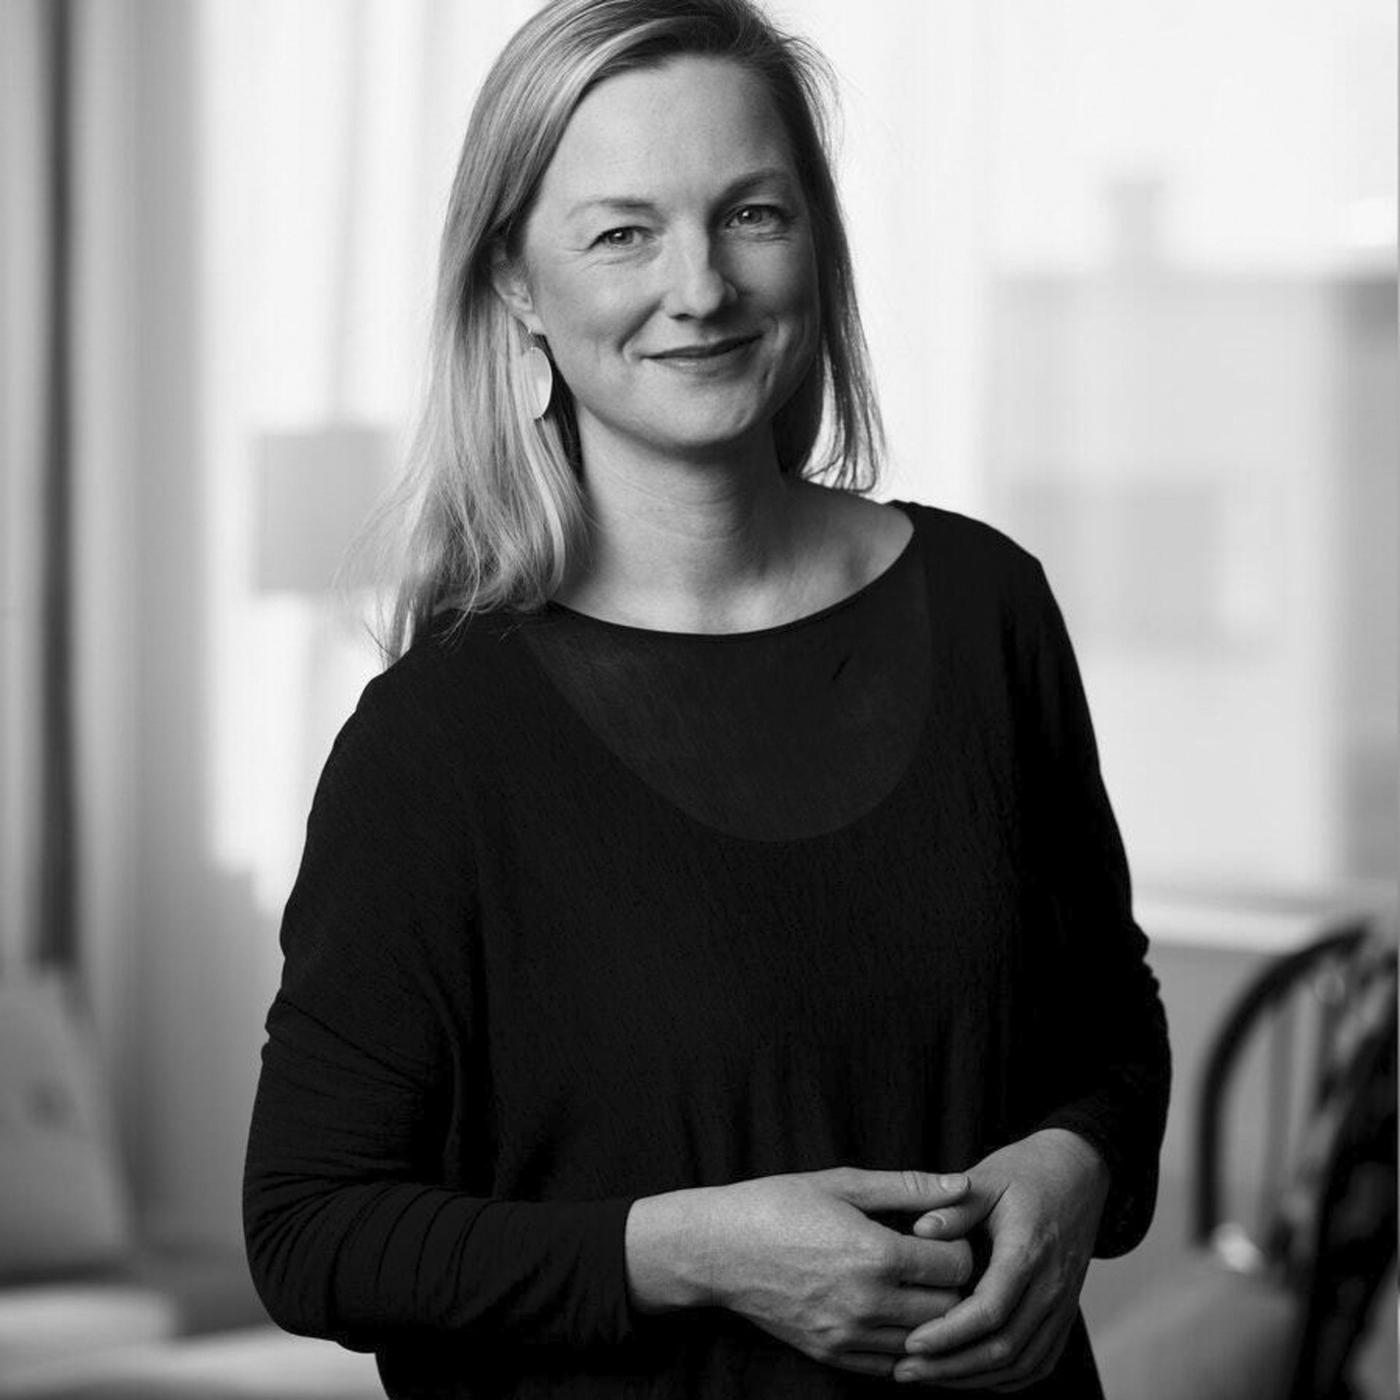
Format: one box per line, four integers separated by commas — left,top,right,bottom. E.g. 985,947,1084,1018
542,502,918,642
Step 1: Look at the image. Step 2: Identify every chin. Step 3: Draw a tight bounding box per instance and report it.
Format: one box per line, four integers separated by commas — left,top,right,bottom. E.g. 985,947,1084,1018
651,397,779,447
576,394,780,465
654,419,774,459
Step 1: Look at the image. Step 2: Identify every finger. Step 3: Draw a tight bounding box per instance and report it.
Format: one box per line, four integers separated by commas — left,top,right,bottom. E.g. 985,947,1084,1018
821,1287,964,1362
966,1329,1071,1392
831,1351,897,1379
825,1167,970,1217
900,1284,1050,1382
880,1286,964,1332
804,1286,965,1370
902,1229,1038,1354
845,1324,928,1356
887,1234,975,1290
890,1282,968,1327
910,1197,992,1241
897,1297,1077,1390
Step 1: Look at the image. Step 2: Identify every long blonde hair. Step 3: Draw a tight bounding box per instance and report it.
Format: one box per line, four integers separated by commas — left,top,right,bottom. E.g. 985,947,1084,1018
367,0,885,660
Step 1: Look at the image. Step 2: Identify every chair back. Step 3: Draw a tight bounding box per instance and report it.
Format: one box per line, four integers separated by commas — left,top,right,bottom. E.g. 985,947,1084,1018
1193,922,1398,1400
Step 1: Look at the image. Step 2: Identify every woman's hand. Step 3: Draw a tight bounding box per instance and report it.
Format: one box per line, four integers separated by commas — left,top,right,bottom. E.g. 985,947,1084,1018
892,1129,1111,1391
645,1166,977,1379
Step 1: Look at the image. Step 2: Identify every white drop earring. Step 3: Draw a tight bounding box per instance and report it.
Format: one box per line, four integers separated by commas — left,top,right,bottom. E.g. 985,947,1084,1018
521,342,553,421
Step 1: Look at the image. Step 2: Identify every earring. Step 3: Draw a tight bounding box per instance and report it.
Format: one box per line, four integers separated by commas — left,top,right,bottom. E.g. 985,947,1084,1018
521,343,553,421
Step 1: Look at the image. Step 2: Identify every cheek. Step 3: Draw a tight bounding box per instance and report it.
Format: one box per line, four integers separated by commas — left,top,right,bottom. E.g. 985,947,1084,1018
773,257,821,361
764,242,820,338
535,273,645,360
782,245,819,303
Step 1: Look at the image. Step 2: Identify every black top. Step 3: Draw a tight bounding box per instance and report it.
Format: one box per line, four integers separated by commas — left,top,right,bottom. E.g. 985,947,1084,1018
243,501,1171,1399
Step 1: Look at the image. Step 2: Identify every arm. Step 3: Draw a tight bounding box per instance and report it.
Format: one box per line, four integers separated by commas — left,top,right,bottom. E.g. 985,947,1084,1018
242,676,637,1354
1014,559,1171,1258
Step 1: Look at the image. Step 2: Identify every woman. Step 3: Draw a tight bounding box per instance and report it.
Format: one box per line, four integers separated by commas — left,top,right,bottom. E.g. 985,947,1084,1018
243,0,1171,1395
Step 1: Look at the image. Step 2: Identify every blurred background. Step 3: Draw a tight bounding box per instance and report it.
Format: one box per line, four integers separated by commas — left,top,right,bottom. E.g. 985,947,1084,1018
0,0,1395,1396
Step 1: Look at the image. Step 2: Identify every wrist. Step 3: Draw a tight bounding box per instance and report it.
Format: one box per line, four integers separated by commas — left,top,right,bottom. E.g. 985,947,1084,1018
1035,1127,1111,1191
624,1187,720,1314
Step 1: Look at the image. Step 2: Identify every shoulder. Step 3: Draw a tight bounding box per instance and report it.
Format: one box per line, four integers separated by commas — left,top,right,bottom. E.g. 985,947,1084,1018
365,606,533,714
800,483,1038,573
327,608,538,797
796,484,1054,615
856,496,1049,608
889,499,1040,579
883,499,1069,656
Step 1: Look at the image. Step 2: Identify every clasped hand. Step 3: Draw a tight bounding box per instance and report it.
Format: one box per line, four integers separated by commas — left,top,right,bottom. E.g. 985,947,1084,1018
707,1130,1109,1390
893,1129,1111,1390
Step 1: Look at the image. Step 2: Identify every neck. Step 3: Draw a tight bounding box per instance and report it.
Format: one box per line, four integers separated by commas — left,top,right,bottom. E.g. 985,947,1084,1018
557,421,819,633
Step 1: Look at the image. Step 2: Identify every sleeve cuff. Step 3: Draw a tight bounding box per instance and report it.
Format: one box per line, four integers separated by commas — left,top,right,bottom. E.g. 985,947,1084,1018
1033,1106,1157,1258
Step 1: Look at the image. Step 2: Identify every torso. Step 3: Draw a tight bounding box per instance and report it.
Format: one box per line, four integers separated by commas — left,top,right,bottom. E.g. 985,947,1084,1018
371,503,1110,1396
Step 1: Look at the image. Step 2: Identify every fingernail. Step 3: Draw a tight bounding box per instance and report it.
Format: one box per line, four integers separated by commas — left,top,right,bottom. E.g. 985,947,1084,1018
940,1173,966,1192
917,1212,943,1234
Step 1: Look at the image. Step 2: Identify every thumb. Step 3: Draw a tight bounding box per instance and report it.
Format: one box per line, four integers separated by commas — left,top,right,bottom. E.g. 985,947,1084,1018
823,1167,971,1215
910,1193,992,1240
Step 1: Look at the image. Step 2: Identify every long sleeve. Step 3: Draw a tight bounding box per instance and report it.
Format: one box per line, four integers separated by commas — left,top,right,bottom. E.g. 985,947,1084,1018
1013,560,1172,1258
241,671,640,1356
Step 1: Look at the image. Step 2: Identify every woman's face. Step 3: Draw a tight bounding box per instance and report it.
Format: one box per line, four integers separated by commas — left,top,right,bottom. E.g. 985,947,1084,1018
500,56,820,469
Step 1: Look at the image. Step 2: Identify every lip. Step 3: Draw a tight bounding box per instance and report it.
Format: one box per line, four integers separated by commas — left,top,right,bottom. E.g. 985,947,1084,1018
649,334,760,361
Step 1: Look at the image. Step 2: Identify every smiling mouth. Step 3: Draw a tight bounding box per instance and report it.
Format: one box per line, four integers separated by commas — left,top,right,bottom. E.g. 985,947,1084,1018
650,335,760,361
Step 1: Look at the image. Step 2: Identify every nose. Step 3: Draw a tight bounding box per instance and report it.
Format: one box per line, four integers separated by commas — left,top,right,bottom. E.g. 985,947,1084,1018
659,231,737,320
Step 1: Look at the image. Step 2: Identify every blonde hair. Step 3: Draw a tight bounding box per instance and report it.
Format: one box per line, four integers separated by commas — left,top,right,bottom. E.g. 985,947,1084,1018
367,0,885,660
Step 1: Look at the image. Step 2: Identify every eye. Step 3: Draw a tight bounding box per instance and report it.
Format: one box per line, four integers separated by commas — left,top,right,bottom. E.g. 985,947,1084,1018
727,204,786,230
593,226,643,249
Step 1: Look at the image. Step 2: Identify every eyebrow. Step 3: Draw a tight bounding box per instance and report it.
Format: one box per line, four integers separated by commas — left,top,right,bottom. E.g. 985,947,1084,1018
566,167,797,221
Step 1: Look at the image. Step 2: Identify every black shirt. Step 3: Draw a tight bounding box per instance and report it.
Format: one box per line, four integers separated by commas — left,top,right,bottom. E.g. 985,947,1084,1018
243,501,1171,1398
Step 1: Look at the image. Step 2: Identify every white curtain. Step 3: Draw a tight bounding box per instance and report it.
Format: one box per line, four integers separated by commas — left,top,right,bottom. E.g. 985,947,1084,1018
1,4,61,975
0,0,52,976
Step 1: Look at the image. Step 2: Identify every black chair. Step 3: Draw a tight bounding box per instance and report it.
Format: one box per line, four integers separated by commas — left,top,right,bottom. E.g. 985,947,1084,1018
1097,919,1397,1400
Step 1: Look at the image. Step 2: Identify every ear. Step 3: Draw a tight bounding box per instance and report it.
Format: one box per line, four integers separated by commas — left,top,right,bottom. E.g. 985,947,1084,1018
489,242,546,336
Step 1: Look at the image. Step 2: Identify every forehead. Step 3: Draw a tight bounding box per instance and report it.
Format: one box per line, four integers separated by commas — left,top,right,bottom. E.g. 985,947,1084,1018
536,56,797,216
